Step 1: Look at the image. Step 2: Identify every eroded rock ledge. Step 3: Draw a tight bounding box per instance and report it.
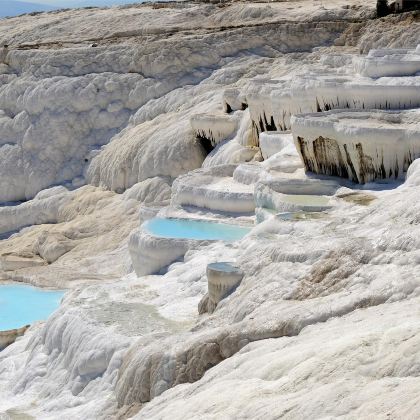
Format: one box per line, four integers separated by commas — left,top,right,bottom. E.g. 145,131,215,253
0,325,29,350
292,109,420,183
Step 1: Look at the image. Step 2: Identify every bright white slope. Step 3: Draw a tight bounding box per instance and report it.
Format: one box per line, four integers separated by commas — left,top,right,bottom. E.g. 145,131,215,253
0,2,419,420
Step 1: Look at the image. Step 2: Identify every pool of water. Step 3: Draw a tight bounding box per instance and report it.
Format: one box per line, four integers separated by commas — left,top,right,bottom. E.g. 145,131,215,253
280,194,331,206
0,284,64,331
144,218,251,241
207,262,240,273
275,211,327,221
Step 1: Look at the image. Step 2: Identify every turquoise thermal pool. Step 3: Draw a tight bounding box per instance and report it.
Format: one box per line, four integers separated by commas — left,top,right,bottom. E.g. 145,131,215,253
143,218,251,240
0,284,64,331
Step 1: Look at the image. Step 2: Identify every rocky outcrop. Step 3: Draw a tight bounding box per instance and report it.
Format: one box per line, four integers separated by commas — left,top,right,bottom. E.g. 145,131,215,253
190,113,238,152
128,227,207,277
0,186,70,236
292,109,420,183
246,75,420,139
0,325,29,350
203,262,244,313
0,254,46,271
354,45,420,77
171,165,255,214
259,131,294,160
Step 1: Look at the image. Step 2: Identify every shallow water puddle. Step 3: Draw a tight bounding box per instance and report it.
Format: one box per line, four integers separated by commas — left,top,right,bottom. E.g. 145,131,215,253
338,192,377,206
276,211,327,221
279,194,331,206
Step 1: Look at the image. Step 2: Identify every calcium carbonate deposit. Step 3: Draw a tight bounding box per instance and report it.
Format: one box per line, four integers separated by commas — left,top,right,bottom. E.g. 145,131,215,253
0,1,419,419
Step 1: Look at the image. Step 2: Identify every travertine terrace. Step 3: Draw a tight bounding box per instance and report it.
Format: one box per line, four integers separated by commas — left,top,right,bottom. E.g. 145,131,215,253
0,1,419,419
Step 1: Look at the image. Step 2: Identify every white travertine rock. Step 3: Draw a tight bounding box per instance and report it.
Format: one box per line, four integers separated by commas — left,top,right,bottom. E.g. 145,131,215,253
128,228,205,277
171,165,255,214
233,109,258,148
354,45,420,78
254,175,339,214
138,202,170,224
1,3,420,420
203,139,259,168
0,61,155,202
255,183,333,213
232,162,268,185
139,295,420,420
0,0,370,203
223,88,247,113
121,177,172,204
291,109,420,183
257,177,342,196
259,131,294,160
406,157,420,186
86,116,206,194
190,113,238,149
0,186,71,236
231,142,302,186
254,206,278,223
246,75,420,136
203,109,259,168
261,151,304,174
206,262,244,313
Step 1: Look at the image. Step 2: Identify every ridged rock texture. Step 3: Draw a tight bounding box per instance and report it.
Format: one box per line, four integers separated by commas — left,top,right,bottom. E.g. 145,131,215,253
0,2,419,420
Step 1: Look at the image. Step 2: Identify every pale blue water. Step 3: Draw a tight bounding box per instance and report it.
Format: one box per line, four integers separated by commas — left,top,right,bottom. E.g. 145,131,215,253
0,284,64,331
144,218,251,241
207,262,240,273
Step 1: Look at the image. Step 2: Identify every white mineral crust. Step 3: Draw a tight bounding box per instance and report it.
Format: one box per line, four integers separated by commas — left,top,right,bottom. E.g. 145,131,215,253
0,2,419,420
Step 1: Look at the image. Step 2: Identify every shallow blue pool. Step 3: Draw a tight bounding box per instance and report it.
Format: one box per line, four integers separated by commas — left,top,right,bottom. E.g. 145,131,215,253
144,218,251,241
0,284,64,331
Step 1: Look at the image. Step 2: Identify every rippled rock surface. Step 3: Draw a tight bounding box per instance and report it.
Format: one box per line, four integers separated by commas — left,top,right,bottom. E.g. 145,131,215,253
0,2,419,419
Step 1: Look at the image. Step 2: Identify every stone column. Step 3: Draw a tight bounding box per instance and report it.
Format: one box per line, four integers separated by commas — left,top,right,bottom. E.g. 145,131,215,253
200,262,244,314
